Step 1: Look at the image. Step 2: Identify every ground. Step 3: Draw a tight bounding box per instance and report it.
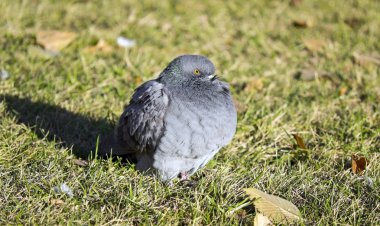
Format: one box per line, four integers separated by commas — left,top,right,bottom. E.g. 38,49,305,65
0,0,379,225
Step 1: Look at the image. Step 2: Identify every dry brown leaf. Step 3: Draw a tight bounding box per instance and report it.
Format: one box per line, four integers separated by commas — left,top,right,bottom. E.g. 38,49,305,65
292,20,312,28
244,188,302,224
344,17,365,29
351,154,369,174
233,99,247,114
303,39,326,52
50,199,64,206
244,79,264,92
292,134,306,149
73,159,88,167
83,39,113,53
36,30,77,52
343,63,353,73
254,213,272,226
161,22,173,32
339,87,348,96
293,69,331,81
235,209,247,220
289,0,302,7
353,52,380,66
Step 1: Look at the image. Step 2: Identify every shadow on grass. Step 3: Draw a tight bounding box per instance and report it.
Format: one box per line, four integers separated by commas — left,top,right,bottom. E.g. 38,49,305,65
1,94,113,158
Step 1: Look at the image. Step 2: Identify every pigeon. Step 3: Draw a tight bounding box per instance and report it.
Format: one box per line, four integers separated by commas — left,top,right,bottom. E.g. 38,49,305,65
99,55,237,181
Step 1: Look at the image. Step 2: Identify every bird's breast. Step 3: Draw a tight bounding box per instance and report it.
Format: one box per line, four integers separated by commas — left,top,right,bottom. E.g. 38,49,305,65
156,92,236,158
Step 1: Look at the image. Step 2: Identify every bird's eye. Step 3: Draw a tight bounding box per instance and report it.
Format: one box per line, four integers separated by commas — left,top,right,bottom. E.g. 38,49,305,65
193,69,200,75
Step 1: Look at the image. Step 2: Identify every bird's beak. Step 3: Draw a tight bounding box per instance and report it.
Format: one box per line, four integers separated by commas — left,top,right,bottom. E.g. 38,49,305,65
207,74,217,81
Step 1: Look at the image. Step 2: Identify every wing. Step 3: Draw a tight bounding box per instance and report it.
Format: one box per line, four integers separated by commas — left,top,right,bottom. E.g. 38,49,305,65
115,80,169,154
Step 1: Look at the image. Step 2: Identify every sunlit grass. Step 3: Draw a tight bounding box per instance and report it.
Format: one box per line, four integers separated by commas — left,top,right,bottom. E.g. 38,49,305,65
0,0,379,224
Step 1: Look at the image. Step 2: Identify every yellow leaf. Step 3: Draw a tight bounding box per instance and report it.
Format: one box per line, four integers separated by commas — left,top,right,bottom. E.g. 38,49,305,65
244,79,264,92
303,39,326,52
36,30,77,52
50,199,64,206
82,39,114,54
254,213,272,226
244,188,302,223
339,87,348,96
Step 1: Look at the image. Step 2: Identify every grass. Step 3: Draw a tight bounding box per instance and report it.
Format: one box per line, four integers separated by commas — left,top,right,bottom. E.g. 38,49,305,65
0,0,379,224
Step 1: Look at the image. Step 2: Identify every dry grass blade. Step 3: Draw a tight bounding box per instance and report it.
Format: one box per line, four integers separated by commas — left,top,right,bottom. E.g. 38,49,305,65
244,188,302,223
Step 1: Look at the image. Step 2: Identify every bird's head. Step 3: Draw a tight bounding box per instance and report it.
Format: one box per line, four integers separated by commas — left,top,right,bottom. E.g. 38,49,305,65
159,55,218,85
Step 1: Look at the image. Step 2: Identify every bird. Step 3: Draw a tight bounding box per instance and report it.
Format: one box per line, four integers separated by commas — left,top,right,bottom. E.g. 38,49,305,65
99,55,237,181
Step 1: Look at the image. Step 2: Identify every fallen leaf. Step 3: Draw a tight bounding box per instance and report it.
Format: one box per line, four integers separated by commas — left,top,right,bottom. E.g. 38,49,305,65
50,199,64,206
244,188,302,223
36,30,77,52
117,36,136,48
343,63,353,73
293,69,332,81
303,39,326,52
351,154,369,174
292,19,312,28
292,134,306,149
83,39,113,53
244,79,264,92
0,69,9,80
161,22,173,32
344,17,365,29
254,213,272,226
233,99,247,114
236,209,247,220
353,52,380,66
73,159,88,167
339,87,348,96
289,0,302,7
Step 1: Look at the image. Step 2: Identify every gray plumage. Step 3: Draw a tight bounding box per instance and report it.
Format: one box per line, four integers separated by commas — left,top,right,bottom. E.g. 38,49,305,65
100,55,237,181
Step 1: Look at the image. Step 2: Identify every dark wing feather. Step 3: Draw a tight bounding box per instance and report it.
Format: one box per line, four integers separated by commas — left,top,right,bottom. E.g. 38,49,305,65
115,80,169,154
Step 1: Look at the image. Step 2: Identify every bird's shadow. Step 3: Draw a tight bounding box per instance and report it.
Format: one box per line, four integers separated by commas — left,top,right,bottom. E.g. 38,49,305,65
1,94,113,159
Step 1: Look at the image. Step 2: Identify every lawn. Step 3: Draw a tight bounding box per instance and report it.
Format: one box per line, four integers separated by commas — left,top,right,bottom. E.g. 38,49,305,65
0,0,379,225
